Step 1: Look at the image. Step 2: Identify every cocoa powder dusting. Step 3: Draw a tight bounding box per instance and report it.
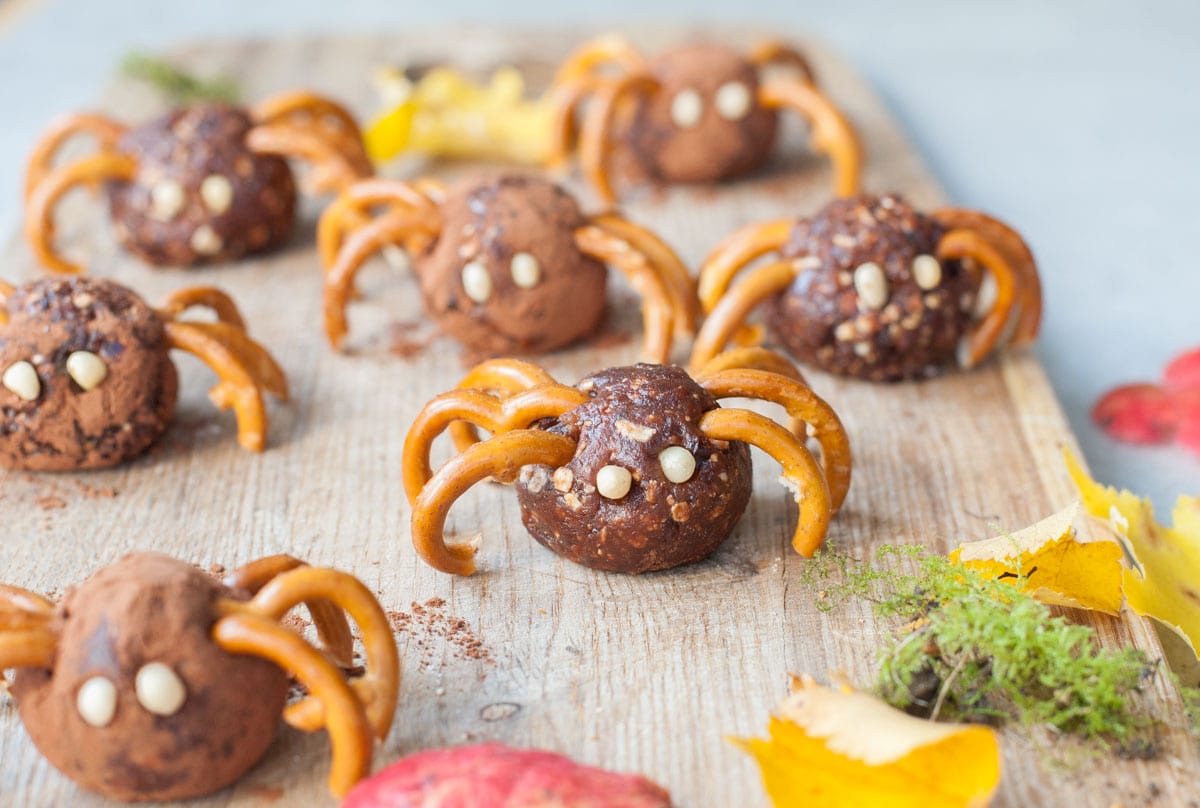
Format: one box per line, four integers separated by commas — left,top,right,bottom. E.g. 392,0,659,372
388,597,493,670
387,320,435,361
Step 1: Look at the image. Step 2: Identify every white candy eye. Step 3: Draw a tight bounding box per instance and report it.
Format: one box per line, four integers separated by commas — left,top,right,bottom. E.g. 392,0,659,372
199,174,234,215
66,351,108,391
76,676,117,728
853,262,889,310
2,360,40,401
135,662,187,716
461,261,493,304
510,252,542,289
149,179,186,222
596,464,633,500
658,446,696,483
912,254,942,290
715,81,753,121
670,88,704,129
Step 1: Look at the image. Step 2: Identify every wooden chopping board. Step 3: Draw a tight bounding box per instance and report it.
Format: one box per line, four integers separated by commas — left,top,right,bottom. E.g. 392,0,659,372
0,27,1196,808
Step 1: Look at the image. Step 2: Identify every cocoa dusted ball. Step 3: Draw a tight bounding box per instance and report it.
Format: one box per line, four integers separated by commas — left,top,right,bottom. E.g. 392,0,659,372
766,193,978,381
415,174,609,356
516,364,753,573
11,553,288,802
0,277,178,471
627,43,778,183
109,105,297,267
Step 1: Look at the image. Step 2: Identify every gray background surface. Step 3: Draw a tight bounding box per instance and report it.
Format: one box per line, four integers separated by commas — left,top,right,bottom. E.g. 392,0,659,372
0,0,1195,508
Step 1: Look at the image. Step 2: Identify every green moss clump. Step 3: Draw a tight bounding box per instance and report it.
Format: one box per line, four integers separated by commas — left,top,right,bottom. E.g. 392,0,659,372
802,545,1155,749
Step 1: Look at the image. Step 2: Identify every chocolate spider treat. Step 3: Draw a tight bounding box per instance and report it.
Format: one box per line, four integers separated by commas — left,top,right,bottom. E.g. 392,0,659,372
768,194,977,381
0,277,178,470
516,364,753,572
11,554,288,802
416,175,608,356
109,105,297,266
628,43,778,183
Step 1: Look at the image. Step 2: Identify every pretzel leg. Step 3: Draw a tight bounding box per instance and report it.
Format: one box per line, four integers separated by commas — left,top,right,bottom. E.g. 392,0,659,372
25,113,127,200
579,74,659,204
758,77,862,198
448,359,561,452
548,76,601,169
587,212,700,336
0,585,56,632
689,260,797,371
693,346,809,435
247,122,367,196
933,209,1042,344
223,555,354,668
164,321,288,452
698,408,832,556
575,224,675,363
236,566,399,740
319,178,441,267
699,368,851,513
324,208,440,350
0,630,58,671
157,287,246,329
212,614,372,798
252,91,372,180
749,41,817,85
698,219,793,312
403,385,588,503
936,230,1018,369
0,584,54,614
552,35,646,86
25,153,137,274
412,430,577,575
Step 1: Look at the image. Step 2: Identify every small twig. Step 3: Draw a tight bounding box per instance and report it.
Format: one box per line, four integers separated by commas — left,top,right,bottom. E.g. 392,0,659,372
930,653,970,722
121,52,240,104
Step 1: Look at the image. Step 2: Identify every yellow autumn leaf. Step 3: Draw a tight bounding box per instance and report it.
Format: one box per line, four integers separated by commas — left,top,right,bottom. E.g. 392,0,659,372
733,677,1000,808
950,502,1124,614
1067,449,1200,656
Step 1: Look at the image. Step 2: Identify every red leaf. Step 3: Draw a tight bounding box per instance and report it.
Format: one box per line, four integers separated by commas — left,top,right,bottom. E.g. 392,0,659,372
1091,384,1180,445
1165,348,1200,393
1177,393,1200,457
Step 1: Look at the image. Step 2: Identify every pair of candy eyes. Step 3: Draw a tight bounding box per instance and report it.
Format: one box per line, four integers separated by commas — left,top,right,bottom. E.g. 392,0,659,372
2,351,108,402
668,81,755,129
594,446,697,500
75,662,187,728
849,254,944,310
460,251,542,305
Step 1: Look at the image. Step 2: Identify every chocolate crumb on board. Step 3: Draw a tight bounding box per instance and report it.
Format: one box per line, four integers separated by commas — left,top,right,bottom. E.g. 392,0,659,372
388,598,493,671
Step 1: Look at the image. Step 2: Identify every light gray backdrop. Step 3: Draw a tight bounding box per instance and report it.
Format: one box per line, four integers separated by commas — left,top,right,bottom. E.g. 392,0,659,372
0,0,1195,508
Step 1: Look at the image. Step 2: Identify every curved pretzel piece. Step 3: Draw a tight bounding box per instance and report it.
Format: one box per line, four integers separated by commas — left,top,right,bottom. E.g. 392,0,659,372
698,408,832,556
412,430,577,575
224,555,354,668
232,566,399,740
251,91,372,183
548,74,604,170
448,358,561,453
586,212,700,336
323,207,442,350
932,208,1042,345
749,40,817,85
403,384,589,503
697,219,793,313
758,76,862,198
319,178,442,268
693,346,809,435
157,287,246,329
0,630,58,671
689,259,798,370
553,35,647,87
163,320,288,451
0,584,56,632
574,223,677,363
25,152,138,274
212,613,372,797
579,74,660,205
936,230,1018,369
699,368,851,513
25,112,127,201
246,123,368,196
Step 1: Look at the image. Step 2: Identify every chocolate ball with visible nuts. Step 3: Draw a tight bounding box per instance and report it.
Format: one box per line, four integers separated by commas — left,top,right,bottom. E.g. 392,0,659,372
766,193,978,381
516,364,752,573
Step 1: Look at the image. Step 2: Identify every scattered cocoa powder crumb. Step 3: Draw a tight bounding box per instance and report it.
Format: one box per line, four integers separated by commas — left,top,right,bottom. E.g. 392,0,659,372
72,480,118,499
245,783,284,802
387,598,493,670
388,320,435,360
208,563,225,574
34,496,66,511
281,613,311,636
590,326,634,350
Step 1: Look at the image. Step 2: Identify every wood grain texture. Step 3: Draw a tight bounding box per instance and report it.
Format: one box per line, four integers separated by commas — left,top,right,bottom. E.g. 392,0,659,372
1,27,1197,807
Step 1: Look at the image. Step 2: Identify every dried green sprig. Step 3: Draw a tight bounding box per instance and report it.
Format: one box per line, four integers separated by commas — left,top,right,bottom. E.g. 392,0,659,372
802,544,1155,750
121,52,240,105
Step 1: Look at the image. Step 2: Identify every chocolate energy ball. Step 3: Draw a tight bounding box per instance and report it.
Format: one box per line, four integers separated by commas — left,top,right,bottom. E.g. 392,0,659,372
108,105,297,267
516,363,753,573
627,43,778,183
0,277,178,471
415,174,608,356
766,193,978,381
11,553,288,802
